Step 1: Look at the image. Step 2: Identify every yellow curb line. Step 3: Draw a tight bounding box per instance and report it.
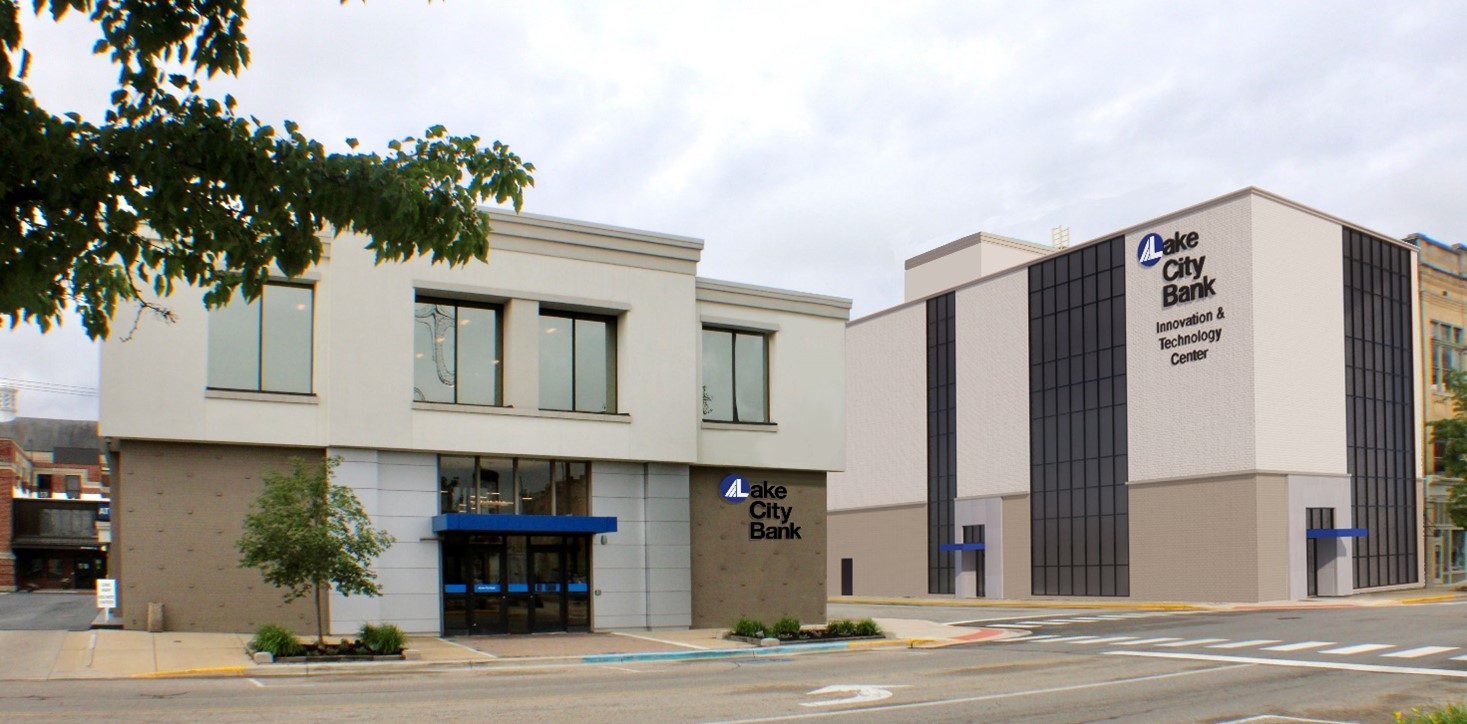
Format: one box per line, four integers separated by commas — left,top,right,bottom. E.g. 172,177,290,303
133,666,248,679
832,598,1206,611
1397,594,1462,604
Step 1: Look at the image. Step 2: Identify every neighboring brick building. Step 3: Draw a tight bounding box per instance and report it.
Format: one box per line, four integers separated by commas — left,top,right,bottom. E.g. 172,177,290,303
0,418,110,591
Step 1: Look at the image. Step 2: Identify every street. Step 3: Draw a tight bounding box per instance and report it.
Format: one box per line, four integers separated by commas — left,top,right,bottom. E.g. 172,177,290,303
0,592,97,631
3,601,1467,722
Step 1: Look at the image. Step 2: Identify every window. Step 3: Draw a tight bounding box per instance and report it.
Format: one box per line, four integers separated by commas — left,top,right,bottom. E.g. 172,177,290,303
438,456,589,516
207,283,314,394
1432,321,1465,387
65,475,80,499
540,312,616,413
701,328,769,423
414,299,503,405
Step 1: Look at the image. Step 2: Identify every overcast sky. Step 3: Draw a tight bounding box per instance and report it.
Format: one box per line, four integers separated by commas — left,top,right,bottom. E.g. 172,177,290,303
3,1,1465,420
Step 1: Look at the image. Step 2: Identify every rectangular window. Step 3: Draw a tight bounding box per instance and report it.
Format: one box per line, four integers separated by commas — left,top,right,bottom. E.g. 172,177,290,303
1432,321,1464,387
438,456,591,516
413,299,503,405
206,283,314,394
701,328,769,423
540,312,617,413
65,475,81,499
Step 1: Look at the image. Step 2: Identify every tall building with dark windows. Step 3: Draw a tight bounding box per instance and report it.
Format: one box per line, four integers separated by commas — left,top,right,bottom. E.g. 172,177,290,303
101,211,850,634
830,188,1425,602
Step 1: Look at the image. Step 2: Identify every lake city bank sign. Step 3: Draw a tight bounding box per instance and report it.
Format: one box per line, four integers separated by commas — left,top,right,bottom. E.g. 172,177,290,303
721,473,803,540
1137,231,1227,367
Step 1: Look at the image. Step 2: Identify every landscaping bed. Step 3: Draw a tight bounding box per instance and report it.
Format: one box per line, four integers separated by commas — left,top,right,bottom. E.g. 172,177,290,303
248,622,408,664
725,616,885,646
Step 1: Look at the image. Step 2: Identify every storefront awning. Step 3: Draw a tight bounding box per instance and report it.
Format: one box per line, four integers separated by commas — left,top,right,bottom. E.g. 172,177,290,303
1306,528,1368,539
939,542,986,551
432,514,618,535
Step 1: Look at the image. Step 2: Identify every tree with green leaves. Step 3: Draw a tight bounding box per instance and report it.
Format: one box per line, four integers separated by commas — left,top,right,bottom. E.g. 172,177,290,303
237,456,395,645
1429,369,1467,529
1,1,534,339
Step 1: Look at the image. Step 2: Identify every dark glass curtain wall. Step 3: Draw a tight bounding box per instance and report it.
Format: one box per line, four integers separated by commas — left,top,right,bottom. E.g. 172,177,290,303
1028,237,1129,596
1343,229,1418,589
927,292,956,594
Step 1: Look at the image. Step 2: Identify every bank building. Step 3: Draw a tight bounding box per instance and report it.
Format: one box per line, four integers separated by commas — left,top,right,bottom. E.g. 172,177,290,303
829,187,1424,602
101,212,849,634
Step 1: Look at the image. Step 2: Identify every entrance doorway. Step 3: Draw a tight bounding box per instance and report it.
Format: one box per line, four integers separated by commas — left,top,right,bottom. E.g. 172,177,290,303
1306,507,1334,597
442,535,590,635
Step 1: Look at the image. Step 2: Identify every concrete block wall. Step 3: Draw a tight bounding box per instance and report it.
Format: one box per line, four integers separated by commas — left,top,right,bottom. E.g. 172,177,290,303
590,461,692,629
327,448,440,635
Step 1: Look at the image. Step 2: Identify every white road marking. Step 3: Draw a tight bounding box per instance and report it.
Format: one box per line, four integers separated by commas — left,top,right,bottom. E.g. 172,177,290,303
1014,620,1069,625
997,634,1062,643
1108,650,1467,679
1122,637,1184,646
1037,635,1101,643
1156,638,1229,648
1061,617,1109,622
1320,643,1394,656
987,624,1033,629
1261,641,1334,652
247,678,265,688
1384,646,1459,659
1216,715,1353,723
1207,640,1280,650
437,637,498,658
1072,636,1140,646
611,631,709,651
708,664,1253,723
801,684,910,708
600,665,643,673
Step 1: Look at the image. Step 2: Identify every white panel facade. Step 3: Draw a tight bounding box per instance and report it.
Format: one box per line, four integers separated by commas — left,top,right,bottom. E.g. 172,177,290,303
327,448,440,635
590,461,692,629
1287,474,1354,599
957,269,1030,498
905,243,986,301
1126,197,1258,483
954,496,1004,598
1251,197,1349,475
829,304,927,510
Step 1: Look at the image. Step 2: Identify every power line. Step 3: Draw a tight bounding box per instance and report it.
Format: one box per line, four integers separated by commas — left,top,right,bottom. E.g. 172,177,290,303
0,377,99,397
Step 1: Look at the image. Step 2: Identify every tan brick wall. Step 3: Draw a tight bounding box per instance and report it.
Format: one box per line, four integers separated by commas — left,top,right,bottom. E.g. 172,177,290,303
0,466,13,591
1129,474,1287,602
116,441,326,633
690,468,826,628
827,503,926,598
1001,494,1031,598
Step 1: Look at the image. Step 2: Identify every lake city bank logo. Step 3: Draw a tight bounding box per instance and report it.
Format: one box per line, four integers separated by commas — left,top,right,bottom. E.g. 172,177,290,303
720,473,750,504
1137,232,1164,267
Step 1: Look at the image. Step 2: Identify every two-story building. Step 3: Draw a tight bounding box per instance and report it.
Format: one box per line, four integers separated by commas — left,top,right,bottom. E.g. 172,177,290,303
101,211,849,635
0,417,111,591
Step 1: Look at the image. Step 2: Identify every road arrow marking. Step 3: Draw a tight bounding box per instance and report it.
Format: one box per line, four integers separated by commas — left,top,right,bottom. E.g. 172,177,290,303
802,684,910,707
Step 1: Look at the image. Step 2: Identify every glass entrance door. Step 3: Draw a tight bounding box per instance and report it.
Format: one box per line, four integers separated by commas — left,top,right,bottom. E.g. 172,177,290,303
530,544,566,633
442,536,507,635
443,534,591,635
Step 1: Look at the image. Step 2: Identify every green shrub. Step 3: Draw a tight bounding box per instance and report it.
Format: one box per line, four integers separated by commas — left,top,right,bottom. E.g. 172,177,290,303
771,616,802,640
1397,703,1467,723
825,619,856,636
359,623,407,655
852,618,882,637
250,623,303,657
731,616,765,638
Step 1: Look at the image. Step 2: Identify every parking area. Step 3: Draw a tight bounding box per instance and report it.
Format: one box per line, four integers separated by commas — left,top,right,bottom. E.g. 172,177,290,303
0,592,99,631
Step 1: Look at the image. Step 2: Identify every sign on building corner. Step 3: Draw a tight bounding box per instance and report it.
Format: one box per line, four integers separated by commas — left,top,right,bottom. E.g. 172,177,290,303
719,473,803,540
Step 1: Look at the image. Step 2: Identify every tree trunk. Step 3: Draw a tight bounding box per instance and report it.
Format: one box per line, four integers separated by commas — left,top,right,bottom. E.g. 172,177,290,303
314,580,325,646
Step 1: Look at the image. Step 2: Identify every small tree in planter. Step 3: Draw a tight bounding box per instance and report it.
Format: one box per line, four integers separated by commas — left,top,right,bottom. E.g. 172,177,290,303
238,456,395,645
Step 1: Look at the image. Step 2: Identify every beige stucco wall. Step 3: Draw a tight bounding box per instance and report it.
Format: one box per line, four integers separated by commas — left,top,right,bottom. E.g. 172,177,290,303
1001,494,1032,598
689,467,826,628
1129,473,1289,602
829,304,927,511
827,503,926,597
115,441,324,632
957,268,1030,498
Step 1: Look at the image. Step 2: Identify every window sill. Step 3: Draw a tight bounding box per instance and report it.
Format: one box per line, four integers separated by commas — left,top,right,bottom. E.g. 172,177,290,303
206,389,319,405
412,401,632,424
702,420,779,433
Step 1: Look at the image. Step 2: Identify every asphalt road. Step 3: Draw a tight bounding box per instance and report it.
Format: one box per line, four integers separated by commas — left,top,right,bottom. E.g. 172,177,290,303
4,601,1467,721
0,592,98,631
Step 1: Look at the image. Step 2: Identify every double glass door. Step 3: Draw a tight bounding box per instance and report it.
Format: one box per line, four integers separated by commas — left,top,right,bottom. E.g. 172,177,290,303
442,535,590,635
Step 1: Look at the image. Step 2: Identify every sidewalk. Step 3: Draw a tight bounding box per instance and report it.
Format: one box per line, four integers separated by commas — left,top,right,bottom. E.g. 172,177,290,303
2,618,1006,681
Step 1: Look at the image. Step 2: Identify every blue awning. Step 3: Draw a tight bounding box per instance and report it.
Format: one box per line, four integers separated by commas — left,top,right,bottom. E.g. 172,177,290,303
939,542,986,551
1306,528,1368,539
433,513,618,535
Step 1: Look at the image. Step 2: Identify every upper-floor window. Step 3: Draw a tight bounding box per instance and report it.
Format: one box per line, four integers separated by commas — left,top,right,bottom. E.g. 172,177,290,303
1433,321,1466,387
439,455,589,516
207,282,314,394
414,298,503,406
540,311,617,413
701,328,768,423
65,475,80,499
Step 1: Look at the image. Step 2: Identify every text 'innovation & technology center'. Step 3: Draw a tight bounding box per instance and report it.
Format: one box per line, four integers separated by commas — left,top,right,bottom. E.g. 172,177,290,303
101,212,850,635
830,187,1422,602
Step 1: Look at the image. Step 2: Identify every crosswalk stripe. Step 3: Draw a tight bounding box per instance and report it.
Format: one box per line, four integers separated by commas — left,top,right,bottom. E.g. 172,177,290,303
1072,636,1139,645
1124,638,1184,646
1262,641,1335,652
1448,654,1467,662
1321,643,1394,656
1384,646,1459,659
1207,639,1281,649
1156,638,1229,648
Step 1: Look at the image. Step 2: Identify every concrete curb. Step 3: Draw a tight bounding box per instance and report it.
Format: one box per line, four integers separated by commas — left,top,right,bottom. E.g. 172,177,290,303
832,597,1208,611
